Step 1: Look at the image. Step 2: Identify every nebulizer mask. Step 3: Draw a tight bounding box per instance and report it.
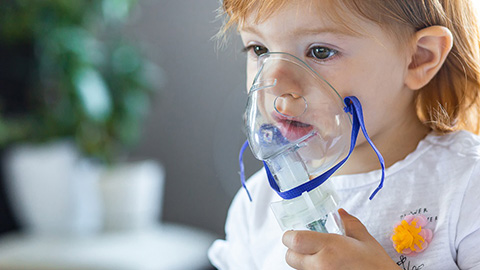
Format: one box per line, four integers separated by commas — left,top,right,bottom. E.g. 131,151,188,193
239,52,385,233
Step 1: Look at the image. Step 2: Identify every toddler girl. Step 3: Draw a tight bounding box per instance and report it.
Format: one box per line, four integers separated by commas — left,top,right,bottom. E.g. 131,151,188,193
209,1,480,269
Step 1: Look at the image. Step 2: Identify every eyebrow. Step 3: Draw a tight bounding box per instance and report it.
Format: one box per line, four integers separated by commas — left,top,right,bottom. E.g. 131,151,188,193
240,25,359,38
294,27,358,37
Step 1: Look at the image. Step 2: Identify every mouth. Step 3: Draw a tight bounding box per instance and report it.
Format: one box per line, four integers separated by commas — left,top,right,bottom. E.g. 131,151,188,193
273,113,315,142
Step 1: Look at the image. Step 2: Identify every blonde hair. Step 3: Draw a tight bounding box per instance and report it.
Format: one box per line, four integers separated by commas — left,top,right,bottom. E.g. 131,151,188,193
218,0,480,134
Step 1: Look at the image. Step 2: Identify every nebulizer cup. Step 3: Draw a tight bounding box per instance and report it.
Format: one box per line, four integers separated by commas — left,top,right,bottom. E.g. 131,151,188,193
244,52,352,233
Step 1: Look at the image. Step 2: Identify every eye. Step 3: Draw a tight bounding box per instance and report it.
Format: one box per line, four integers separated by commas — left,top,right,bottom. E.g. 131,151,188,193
308,46,337,60
243,45,269,57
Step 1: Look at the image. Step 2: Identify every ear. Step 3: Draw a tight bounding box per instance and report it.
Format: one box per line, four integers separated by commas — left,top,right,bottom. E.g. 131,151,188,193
405,26,453,90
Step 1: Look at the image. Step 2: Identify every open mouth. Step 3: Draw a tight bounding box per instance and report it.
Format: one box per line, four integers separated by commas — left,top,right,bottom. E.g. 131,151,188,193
274,114,315,142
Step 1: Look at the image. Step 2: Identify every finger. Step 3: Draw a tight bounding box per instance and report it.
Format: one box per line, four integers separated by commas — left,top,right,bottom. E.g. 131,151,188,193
338,208,372,241
285,248,308,270
282,230,332,254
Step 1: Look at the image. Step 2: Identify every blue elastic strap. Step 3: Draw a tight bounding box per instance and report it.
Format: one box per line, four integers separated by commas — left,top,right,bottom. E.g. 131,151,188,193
346,97,385,199
239,140,253,202
238,96,385,201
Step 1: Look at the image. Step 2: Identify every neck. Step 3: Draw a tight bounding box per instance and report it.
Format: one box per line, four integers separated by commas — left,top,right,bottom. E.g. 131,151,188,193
335,107,430,176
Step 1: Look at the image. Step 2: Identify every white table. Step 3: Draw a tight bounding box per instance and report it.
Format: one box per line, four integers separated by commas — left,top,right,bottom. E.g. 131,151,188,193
0,223,217,270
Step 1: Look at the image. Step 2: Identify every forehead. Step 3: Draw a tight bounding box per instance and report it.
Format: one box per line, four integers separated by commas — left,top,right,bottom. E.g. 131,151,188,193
238,0,368,36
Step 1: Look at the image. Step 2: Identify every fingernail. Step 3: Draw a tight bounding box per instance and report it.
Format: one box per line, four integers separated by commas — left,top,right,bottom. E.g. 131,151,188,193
282,230,294,245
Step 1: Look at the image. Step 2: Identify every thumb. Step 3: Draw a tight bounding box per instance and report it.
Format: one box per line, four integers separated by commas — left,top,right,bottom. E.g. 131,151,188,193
338,208,372,241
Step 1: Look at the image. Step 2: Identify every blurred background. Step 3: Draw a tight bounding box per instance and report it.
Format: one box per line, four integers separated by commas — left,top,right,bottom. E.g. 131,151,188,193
0,0,259,269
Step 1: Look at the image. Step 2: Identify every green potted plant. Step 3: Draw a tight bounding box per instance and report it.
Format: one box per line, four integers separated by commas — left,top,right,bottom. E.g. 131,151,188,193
0,0,163,234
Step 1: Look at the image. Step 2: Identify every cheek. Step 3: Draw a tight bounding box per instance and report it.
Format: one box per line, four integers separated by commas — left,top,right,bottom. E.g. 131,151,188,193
323,57,409,132
360,58,407,109
362,69,412,136
246,63,257,92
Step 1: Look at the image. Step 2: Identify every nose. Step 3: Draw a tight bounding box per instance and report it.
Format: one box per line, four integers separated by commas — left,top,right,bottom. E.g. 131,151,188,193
255,55,310,117
274,93,307,117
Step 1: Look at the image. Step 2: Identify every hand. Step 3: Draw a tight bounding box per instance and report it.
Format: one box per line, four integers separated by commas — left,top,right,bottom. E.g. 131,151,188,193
282,208,399,270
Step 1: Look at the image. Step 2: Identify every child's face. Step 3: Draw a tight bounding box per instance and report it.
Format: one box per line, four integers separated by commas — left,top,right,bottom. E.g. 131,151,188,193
239,0,418,147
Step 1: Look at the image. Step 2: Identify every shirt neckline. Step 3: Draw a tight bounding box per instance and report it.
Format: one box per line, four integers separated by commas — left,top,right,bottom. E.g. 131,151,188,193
329,131,436,190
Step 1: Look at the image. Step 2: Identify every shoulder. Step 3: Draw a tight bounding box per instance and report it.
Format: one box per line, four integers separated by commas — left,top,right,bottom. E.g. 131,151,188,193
245,169,269,191
419,130,480,192
220,169,278,247
425,130,480,158
228,169,276,216
429,132,480,235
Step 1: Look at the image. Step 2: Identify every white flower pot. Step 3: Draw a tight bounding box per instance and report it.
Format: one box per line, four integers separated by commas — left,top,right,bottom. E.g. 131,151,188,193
3,140,102,235
99,160,164,231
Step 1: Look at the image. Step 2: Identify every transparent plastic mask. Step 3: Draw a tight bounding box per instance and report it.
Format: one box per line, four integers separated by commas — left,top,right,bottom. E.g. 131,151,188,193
245,52,351,191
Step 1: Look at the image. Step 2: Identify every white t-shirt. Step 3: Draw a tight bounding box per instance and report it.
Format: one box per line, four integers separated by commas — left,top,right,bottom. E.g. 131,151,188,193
209,131,480,270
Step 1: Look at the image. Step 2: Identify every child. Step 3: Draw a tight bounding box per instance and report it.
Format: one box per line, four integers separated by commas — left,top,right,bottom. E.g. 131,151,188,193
209,0,480,269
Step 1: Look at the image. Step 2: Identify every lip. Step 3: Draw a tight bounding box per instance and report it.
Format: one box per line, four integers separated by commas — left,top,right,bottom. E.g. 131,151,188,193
272,113,315,142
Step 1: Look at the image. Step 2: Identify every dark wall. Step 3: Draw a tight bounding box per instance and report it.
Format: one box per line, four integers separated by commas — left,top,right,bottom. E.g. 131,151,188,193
126,0,260,236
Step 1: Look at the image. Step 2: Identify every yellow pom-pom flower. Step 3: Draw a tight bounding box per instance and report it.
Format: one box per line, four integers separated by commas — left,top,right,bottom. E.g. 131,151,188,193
391,215,433,256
